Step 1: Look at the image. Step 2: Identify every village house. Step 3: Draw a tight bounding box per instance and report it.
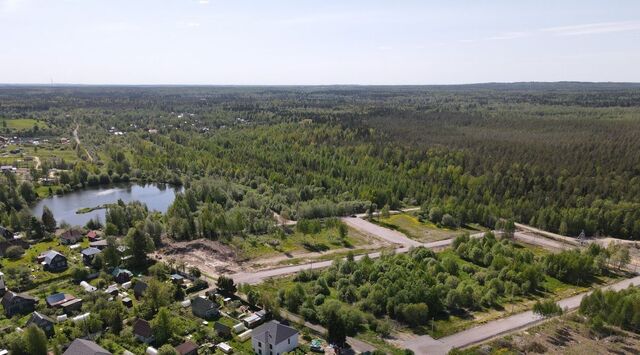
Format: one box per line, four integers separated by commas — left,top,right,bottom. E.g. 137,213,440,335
1,291,37,317
175,341,198,355
61,298,83,314
171,273,185,284
251,321,299,355
46,292,76,307
81,247,102,265
86,230,101,241
25,311,55,337
90,239,109,249
191,296,219,320
112,268,133,284
133,318,154,343
63,339,112,355
60,229,83,245
243,309,267,329
41,250,68,272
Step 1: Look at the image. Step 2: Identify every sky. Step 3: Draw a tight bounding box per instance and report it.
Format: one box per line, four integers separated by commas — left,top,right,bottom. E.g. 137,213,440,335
1,0,640,85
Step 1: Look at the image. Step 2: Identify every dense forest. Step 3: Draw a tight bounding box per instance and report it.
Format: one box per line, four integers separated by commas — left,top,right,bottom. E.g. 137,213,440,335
1,83,640,240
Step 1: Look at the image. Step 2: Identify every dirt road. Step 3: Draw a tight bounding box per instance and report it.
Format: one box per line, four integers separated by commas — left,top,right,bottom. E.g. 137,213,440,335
402,274,640,354
513,231,572,251
230,220,485,285
342,217,423,247
73,123,93,162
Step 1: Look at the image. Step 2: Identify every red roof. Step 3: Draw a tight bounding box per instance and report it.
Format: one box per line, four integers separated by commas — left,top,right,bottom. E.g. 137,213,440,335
175,341,198,355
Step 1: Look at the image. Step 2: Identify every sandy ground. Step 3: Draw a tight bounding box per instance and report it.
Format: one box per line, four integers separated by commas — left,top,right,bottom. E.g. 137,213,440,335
152,227,393,279
151,238,243,276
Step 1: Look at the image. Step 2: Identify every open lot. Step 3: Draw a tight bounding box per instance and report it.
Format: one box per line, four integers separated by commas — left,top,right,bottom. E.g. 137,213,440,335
153,224,385,279
0,118,49,131
375,213,485,243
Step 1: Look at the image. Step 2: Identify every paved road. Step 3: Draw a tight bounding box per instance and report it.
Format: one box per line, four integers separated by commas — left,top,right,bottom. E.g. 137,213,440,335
402,274,640,354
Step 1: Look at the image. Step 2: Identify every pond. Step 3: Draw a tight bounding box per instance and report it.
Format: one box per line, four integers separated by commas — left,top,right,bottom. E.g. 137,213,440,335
31,184,182,227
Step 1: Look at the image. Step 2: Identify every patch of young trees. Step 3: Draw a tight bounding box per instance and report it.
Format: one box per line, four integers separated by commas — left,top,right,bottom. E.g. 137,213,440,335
580,286,640,333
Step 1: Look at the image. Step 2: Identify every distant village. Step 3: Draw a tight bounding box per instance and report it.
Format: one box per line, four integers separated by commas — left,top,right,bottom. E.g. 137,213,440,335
0,224,304,355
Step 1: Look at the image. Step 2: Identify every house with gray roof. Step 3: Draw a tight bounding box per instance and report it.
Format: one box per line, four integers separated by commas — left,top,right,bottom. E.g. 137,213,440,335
25,311,55,337
41,250,68,272
63,339,111,355
251,320,299,355
191,296,219,320
81,247,101,265
112,267,133,284
1,291,37,317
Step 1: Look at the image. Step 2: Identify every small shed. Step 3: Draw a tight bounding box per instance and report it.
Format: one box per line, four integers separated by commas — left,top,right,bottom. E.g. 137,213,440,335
122,297,133,308
232,322,247,334
238,329,252,342
216,342,233,354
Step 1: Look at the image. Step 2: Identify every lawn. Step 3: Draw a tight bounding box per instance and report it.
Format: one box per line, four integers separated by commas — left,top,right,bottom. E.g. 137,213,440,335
0,118,49,131
1,238,88,290
375,213,485,242
231,225,371,260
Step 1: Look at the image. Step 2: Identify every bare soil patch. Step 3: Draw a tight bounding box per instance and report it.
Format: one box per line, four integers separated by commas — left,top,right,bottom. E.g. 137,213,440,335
152,238,242,277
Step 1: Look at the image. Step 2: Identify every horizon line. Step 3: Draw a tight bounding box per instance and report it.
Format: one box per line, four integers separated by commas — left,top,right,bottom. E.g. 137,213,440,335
1,81,640,88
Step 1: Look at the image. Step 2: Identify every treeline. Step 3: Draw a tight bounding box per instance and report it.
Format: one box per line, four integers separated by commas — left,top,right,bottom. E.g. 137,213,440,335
580,286,640,333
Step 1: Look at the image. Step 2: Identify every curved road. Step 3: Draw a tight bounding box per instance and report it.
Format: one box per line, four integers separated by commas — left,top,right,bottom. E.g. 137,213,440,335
231,217,483,285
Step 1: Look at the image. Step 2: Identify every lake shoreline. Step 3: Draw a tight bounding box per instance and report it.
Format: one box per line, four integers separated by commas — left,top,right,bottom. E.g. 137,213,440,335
31,183,183,227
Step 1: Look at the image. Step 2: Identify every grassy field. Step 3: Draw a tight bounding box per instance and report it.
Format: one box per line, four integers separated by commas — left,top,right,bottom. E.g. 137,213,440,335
0,118,49,131
376,213,486,242
231,225,371,260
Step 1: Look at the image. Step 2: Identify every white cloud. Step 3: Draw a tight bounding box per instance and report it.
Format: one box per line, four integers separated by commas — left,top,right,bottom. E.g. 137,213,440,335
542,21,640,36
198,0,209,4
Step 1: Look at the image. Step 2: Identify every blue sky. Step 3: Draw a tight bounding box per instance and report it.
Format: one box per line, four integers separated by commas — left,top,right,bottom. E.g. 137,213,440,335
1,0,639,84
